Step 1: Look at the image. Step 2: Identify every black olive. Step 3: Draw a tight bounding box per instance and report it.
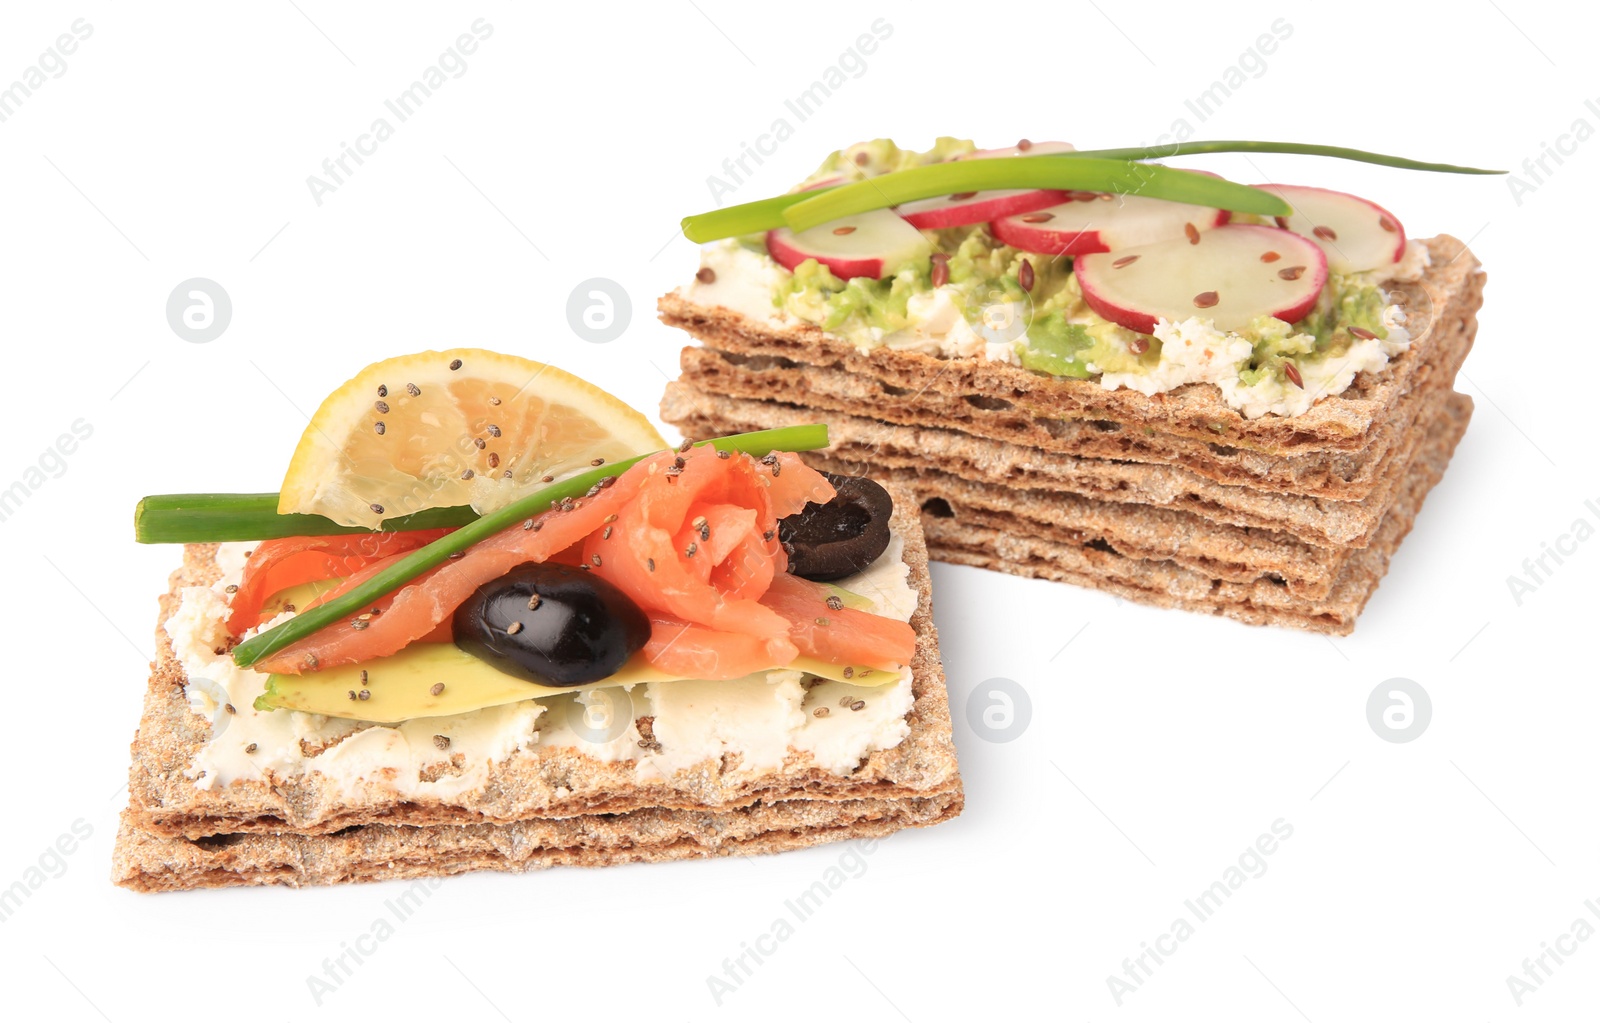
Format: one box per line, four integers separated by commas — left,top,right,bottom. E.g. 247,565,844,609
779,472,893,582
452,563,649,687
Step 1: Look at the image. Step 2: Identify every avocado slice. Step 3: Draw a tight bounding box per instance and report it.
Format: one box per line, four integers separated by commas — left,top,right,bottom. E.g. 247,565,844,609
254,643,898,723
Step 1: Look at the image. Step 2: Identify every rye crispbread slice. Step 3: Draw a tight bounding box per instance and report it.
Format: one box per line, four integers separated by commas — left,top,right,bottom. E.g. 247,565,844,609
658,235,1483,465
111,793,960,892
121,484,960,841
663,383,1448,549
921,394,1471,634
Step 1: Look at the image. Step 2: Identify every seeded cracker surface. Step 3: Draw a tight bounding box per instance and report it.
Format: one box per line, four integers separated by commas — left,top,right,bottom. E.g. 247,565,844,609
659,235,1482,467
659,235,1481,632
115,485,961,875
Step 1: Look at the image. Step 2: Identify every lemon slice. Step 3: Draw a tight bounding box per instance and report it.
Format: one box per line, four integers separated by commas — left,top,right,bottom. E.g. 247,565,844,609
279,349,666,528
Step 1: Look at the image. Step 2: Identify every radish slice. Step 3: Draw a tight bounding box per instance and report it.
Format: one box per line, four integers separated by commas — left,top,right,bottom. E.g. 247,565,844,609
1258,184,1405,275
991,171,1230,256
766,208,932,281
896,188,1069,230
895,141,1077,230
1075,224,1328,335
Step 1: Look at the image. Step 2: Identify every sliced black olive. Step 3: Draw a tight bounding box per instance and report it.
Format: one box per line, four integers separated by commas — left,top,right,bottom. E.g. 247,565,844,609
780,472,893,582
452,563,649,687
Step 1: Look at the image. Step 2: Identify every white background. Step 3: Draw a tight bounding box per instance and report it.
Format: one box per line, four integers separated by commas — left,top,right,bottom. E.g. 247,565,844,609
0,1,1593,1019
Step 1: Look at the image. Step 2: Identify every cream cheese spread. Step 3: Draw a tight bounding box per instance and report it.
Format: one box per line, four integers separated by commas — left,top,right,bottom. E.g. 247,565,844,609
169,534,920,796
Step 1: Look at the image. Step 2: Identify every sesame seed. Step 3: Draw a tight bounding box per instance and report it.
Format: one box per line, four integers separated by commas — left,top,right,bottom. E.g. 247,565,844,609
647,558,656,572
377,385,388,398
449,358,462,370
224,703,236,715
360,670,368,683
375,400,390,414
433,735,451,751
305,654,319,669
374,422,386,435
347,690,357,701
528,594,541,610
448,551,465,560
488,396,501,406
850,700,865,712
591,553,602,566
603,525,612,539
813,707,830,718
591,457,605,466
358,689,370,700
352,619,369,630
523,518,535,530
406,383,420,396
283,603,296,613
604,513,618,523
842,666,854,679
474,437,486,449
839,696,853,707
507,621,524,635
224,584,238,594
599,476,615,489
716,449,731,459
370,503,385,515
685,542,698,558
763,530,775,542
245,743,258,754
431,682,445,696
488,424,501,437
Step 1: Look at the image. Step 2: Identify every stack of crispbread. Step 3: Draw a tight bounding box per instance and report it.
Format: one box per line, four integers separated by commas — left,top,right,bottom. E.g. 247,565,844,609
660,236,1483,634
113,487,961,892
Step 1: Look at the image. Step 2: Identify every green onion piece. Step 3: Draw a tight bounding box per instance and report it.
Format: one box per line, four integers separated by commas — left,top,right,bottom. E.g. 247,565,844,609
134,494,477,544
782,157,1291,232
1063,140,1505,175
681,188,836,243
230,425,828,669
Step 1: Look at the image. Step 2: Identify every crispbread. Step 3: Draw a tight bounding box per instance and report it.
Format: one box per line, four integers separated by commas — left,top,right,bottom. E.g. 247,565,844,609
659,235,1482,457
924,394,1470,634
672,280,1472,499
663,382,1448,549
122,484,961,841
112,793,960,892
